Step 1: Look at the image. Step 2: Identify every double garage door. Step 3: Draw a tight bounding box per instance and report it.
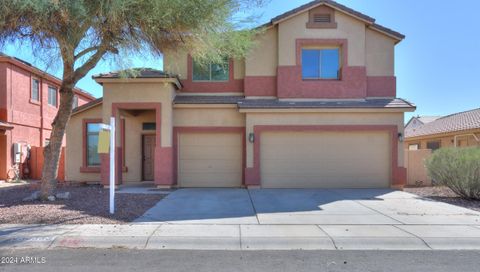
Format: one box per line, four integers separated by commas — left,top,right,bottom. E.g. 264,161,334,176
177,130,391,188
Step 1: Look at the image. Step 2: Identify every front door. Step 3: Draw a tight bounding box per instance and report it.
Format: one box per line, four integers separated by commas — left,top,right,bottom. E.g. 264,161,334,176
142,135,156,181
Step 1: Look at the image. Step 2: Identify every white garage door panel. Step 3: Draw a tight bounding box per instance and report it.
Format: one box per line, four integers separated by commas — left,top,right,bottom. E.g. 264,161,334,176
178,133,242,187
261,131,390,188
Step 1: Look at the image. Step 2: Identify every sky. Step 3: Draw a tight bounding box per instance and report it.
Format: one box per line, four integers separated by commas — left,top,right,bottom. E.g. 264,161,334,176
3,0,480,122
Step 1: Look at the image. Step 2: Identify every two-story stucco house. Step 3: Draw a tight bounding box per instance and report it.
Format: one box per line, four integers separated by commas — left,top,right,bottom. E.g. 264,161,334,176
0,53,95,181
66,0,415,189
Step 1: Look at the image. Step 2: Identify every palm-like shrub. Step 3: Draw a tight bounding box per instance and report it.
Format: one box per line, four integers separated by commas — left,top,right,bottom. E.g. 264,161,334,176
425,147,480,199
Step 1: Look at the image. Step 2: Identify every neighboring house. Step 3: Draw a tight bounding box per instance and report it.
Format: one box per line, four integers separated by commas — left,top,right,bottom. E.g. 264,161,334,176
66,0,415,189
0,53,95,181
405,108,480,150
404,115,441,131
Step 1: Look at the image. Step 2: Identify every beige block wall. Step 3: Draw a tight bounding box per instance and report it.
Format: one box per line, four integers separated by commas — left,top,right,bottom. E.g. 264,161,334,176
278,11,366,66
173,106,245,127
245,111,405,168
65,104,102,182
102,82,175,147
366,28,395,76
122,110,156,182
405,130,480,149
245,27,278,76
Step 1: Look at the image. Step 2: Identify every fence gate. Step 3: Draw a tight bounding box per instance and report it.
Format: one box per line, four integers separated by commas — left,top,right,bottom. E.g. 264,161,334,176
404,149,432,186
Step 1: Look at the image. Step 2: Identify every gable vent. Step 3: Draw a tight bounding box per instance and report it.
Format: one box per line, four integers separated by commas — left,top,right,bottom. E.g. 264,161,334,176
313,14,331,23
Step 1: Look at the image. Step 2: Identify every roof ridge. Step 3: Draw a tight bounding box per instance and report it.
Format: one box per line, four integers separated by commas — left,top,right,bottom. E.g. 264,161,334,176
437,107,480,120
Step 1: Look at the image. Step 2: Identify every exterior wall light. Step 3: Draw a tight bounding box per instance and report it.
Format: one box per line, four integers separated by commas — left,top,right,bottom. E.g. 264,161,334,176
398,132,403,142
248,133,255,143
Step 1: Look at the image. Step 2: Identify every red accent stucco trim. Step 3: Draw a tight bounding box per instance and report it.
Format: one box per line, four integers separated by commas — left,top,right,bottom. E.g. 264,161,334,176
180,56,243,93
366,76,397,97
277,39,368,99
246,125,405,188
172,127,246,186
80,118,102,173
244,76,277,97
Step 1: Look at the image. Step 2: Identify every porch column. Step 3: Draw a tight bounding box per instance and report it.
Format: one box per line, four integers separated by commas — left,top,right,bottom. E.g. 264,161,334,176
154,105,174,187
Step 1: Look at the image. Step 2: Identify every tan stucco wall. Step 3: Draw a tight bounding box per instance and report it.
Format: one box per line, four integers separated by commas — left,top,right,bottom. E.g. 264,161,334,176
65,104,102,182
245,27,278,76
173,106,245,127
245,111,405,168
164,9,397,80
163,49,188,80
366,28,395,76
278,11,366,66
102,82,175,147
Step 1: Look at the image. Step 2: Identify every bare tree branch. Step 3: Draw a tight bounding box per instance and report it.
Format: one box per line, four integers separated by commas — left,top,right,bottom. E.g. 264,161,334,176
74,46,100,60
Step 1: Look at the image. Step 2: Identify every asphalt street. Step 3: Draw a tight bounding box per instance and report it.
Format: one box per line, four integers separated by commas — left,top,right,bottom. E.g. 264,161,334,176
1,249,480,272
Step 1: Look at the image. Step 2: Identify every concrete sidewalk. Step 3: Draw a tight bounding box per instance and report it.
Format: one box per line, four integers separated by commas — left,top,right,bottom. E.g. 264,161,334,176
2,223,480,251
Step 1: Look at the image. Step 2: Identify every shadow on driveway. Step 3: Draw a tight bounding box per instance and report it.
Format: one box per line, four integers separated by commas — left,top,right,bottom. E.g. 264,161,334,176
134,188,407,224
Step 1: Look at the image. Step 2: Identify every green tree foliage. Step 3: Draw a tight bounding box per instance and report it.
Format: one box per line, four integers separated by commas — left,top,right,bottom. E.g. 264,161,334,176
426,147,480,200
0,0,265,199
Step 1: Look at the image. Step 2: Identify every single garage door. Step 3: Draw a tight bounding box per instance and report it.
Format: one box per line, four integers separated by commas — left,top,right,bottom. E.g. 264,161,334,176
260,131,390,188
178,132,242,187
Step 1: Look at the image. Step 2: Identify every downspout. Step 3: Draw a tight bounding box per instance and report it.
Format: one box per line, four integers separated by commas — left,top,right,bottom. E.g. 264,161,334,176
40,77,44,148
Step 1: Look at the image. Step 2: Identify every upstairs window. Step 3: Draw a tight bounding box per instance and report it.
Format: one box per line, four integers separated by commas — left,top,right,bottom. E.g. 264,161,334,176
31,78,40,101
86,123,101,166
48,86,57,107
192,59,229,81
301,48,340,80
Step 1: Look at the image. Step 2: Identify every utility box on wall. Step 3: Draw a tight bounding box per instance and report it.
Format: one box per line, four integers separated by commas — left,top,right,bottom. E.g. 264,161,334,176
13,143,22,163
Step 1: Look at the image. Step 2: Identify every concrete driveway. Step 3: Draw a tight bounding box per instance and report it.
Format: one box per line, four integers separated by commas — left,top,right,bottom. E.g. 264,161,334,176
135,188,480,225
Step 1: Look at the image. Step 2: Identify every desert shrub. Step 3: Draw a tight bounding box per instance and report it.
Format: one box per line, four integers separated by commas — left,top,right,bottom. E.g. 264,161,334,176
425,147,480,199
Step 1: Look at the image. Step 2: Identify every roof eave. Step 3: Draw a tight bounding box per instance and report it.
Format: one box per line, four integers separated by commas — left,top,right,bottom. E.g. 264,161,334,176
93,77,182,90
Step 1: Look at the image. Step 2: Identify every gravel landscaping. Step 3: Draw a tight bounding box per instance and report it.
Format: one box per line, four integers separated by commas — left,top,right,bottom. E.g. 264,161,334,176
405,186,480,212
0,184,165,224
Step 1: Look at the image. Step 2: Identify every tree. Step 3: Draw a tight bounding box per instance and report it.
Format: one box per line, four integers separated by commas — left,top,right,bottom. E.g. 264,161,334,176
0,0,264,199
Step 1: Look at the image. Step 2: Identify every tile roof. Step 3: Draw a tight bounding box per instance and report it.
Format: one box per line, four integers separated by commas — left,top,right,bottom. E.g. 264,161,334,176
174,95,244,104
174,96,415,109
238,98,415,109
71,97,103,115
93,68,175,79
260,0,404,40
405,108,480,138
